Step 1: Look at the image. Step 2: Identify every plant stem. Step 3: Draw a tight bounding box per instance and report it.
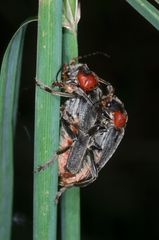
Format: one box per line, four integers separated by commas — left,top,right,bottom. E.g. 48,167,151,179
61,1,81,240
33,1,62,240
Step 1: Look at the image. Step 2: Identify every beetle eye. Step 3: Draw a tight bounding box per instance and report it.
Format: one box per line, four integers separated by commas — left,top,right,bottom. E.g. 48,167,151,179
106,102,111,107
107,99,123,112
78,64,91,75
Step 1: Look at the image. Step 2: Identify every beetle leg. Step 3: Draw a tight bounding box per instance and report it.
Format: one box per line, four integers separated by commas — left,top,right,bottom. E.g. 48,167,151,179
36,79,74,98
98,78,114,95
51,81,64,88
56,145,72,155
55,187,66,204
34,144,72,173
34,154,57,173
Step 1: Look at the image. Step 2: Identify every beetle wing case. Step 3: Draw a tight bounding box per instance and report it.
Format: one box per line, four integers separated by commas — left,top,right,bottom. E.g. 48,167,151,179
91,126,125,172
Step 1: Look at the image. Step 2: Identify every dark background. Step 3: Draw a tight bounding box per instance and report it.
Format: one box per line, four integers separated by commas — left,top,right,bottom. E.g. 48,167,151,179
1,1,159,239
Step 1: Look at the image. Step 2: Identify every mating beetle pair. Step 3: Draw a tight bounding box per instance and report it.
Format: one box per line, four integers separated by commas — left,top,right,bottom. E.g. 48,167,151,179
36,59,128,201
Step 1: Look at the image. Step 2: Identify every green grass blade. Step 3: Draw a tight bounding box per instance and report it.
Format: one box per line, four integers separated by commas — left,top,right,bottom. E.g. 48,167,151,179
61,188,80,240
0,19,36,240
33,1,62,240
61,1,80,240
127,0,159,30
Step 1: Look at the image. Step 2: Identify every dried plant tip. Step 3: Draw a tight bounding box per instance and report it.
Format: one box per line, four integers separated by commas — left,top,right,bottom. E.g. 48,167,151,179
62,0,81,34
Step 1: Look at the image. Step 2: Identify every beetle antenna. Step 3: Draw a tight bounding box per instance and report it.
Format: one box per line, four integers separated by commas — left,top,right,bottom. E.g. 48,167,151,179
74,51,110,62
55,52,110,81
55,65,64,81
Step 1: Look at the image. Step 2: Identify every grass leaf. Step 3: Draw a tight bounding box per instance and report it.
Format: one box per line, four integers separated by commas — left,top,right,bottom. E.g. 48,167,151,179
127,0,159,30
33,1,62,240
0,19,36,240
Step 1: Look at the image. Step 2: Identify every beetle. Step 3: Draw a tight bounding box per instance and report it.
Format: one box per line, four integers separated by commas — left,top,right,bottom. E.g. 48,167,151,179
36,59,114,105
35,60,127,202
57,93,127,198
